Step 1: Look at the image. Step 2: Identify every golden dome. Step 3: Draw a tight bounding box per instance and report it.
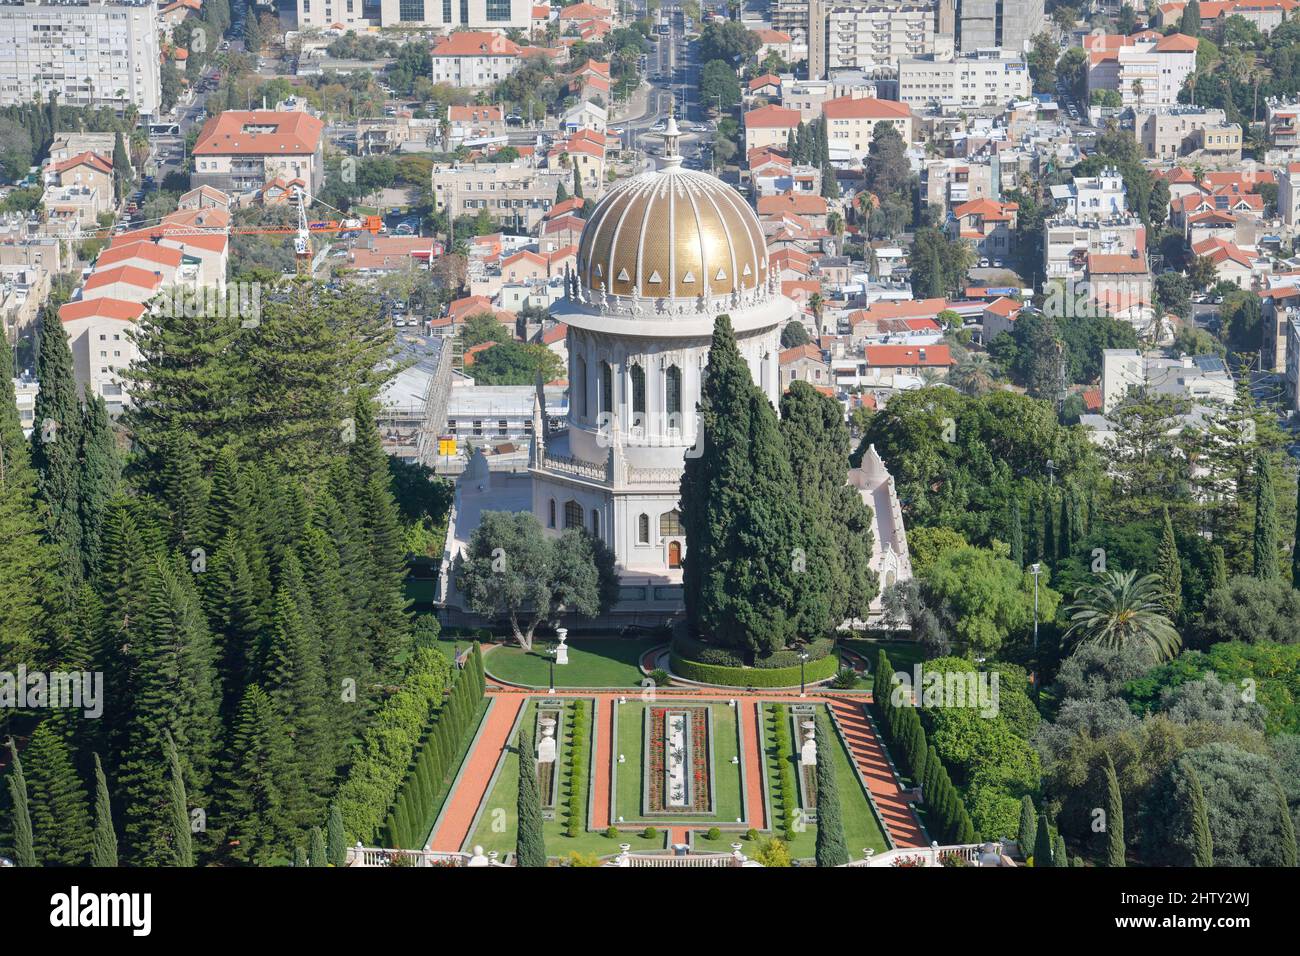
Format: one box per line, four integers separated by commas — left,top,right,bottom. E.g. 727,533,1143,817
576,164,768,301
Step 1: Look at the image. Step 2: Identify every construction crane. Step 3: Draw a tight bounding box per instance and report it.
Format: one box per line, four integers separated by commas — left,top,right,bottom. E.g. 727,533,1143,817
88,188,385,276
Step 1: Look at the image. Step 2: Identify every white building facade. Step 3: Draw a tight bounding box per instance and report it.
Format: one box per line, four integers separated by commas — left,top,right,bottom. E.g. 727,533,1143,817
0,0,161,115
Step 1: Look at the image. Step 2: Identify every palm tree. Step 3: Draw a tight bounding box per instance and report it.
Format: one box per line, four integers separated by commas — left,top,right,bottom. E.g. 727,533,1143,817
1063,569,1182,661
949,352,996,396
1131,79,1144,110
808,292,825,338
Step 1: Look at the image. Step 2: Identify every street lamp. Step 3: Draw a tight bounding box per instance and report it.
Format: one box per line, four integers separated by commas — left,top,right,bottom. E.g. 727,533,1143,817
1045,459,1056,487
799,652,809,698
548,644,556,695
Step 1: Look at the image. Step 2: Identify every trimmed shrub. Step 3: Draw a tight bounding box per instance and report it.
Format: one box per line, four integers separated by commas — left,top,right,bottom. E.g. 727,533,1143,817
642,826,658,839
604,826,619,839
705,827,722,841
670,651,840,688
565,699,588,838
771,704,797,839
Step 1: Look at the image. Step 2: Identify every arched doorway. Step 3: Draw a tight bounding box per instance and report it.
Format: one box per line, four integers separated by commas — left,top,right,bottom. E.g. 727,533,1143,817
668,540,682,569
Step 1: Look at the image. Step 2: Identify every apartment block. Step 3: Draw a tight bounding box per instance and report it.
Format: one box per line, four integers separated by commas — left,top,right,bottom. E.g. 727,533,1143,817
431,161,565,232
824,3,944,72
1133,105,1241,163
897,49,1031,109
0,0,161,115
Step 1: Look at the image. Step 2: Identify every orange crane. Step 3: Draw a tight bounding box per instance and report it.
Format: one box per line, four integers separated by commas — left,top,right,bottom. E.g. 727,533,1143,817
91,189,385,274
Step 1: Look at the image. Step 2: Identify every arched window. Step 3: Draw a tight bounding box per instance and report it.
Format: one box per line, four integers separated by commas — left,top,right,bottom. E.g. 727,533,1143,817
591,509,600,538
548,498,556,528
660,509,682,536
564,500,583,530
630,363,646,427
665,364,682,418
576,355,588,419
599,361,613,419
637,513,650,543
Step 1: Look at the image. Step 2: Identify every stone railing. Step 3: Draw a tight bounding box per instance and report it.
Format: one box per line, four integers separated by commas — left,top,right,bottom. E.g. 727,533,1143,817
603,843,760,867
625,465,685,486
840,841,1019,868
541,450,610,483
345,844,507,868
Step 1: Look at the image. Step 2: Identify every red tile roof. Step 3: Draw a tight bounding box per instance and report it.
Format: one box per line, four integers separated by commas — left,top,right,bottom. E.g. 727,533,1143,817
59,297,147,324
821,96,913,121
744,104,801,129
94,241,184,271
82,264,164,293
865,344,954,367
193,110,324,156
432,32,522,57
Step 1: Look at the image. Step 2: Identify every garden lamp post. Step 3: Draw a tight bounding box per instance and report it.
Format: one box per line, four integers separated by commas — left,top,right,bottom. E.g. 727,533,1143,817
1045,459,1056,487
800,652,809,698
548,644,556,695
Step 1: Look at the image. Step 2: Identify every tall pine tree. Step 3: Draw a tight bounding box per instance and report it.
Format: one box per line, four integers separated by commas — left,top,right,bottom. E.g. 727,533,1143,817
92,753,118,866
5,739,36,866
164,730,194,867
217,685,294,865
1103,752,1125,867
1186,763,1213,867
76,389,120,581
23,720,91,865
1156,507,1182,620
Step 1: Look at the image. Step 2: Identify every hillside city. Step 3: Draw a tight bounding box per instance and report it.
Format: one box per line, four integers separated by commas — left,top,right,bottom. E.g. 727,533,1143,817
0,0,1293,896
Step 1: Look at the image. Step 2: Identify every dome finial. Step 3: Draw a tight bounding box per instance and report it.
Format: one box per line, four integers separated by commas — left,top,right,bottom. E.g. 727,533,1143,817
662,99,682,168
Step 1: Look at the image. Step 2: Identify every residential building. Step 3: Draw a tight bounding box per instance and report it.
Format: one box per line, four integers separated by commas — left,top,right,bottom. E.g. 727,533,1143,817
0,0,161,115
1279,162,1300,226
1155,0,1297,34
430,161,564,232
372,0,531,30
821,95,916,153
448,106,507,147
430,32,524,89
1101,349,1235,413
1132,105,1242,163
824,2,944,72
191,110,326,198
779,342,831,389
1043,215,1146,280
897,50,1031,110
1086,33,1198,109
1049,167,1128,222
955,0,1044,52
58,297,146,415
743,104,803,152
0,265,49,341
947,197,1018,260
295,0,367,30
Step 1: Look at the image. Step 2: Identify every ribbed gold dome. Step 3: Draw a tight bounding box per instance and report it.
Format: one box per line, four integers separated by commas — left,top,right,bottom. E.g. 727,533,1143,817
577,165,767,301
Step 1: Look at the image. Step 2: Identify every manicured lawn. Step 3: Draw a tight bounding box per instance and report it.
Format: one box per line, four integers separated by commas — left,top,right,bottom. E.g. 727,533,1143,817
761,703,889,861
842,638,927,673
484,637,656,688
612,700,745,826
468,698,666,858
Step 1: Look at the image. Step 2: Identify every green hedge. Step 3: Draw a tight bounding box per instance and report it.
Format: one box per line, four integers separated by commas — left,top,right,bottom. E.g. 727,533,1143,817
669,632,837,670
670,650,840,688
565,699,588,838
771,704,797,839
334,647,453,845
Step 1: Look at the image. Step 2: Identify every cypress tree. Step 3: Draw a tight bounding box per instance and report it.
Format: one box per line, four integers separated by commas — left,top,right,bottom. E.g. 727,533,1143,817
77,389,120,581
1277,786,1297,867
91,753,118,866
681,315,805,656
1057,489,1072,560
955,806,976,844
164,730,194,867
293,845,309,867
1186,763,1213,867
923,744,941,803
112,131,129,200
5,738,37,866
218,685,294,865
1103,752,1125,867
515,730,546,867
30,311,84,590
814,712,849,867
1026,491,1040,563
0,329,54,666
1009,497,1024,567
1042,490,1055,565
1017,796,1036,859
23,720,91,865
1253,453,1279,580
1033,811,1053,867
1210,544,1228,592
1156,506,1182,620
909,721,928,783
1052,830,1068,868
327,803,347,866
786,128,796,156
309,826,328,867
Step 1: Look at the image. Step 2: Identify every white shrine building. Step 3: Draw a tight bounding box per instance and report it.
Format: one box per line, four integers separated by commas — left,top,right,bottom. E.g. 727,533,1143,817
439,117,910,621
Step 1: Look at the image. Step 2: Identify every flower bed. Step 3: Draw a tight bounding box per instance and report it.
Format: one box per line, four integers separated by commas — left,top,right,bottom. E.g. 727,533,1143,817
645,706,713,814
